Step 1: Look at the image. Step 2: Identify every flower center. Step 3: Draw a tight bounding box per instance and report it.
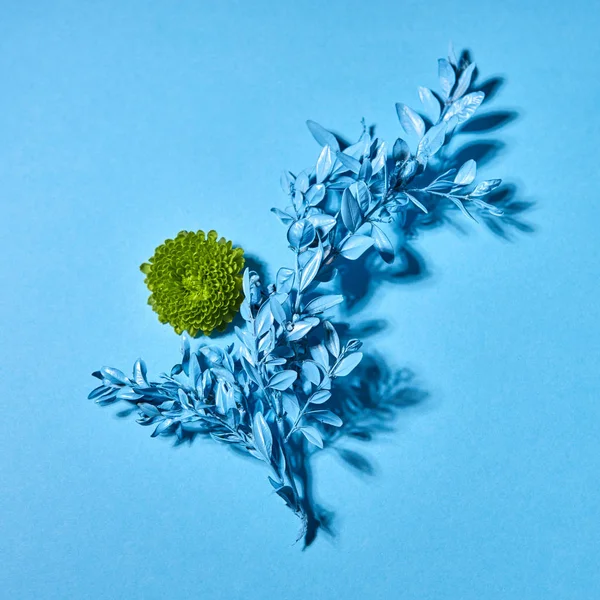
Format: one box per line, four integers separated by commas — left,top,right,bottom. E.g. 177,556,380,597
182,274,209,302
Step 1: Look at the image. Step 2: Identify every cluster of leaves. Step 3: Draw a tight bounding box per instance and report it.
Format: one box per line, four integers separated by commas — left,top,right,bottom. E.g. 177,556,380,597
89,46,502,539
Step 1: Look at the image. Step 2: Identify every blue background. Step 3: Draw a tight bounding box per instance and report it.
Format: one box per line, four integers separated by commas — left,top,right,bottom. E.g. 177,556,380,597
1,1,599,598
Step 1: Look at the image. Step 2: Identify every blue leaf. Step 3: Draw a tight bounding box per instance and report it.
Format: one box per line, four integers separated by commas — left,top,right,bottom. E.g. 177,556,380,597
316,145,334,184
268,370,298,391
307,213,337,236
242,268,251,300
353,181,371,213
418,86,441,123
295,171,310,193
271,207,294,225
308,410,343,427
454,160,477,185
470,179,502,197
392,138,410,162
101,367,129,385
323,321,340,358
304,294,344,315
276,268,295,294
443,91,485,124
305,184,326,206
287,320,315,342
300,426,323,448
253,412,273,460
287,219,316,249
452,62,476,101
255,301,274,337
371,141,387,175
299,244,323,292
438,58,456,99
341,187,362,233
371,224,394,264
133,359,149,387
339,235,374,260
269,297,287,325
336,151,361,174
306,120,340,152
395,103,425,138
404,192,428,213
280,170,295,195
332,352,363,377
416,122,447,162
309,390,331,405
301,361,321,386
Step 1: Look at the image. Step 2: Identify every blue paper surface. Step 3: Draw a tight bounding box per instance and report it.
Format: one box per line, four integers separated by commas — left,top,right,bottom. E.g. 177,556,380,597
1,1,599,598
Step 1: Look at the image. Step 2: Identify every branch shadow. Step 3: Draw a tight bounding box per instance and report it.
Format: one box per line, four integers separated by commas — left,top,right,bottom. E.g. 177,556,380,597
291,70,535,547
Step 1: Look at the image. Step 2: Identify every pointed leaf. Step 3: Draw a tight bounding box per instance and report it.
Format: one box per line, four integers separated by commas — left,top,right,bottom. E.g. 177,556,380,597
306,120,340,152
396,103,425,138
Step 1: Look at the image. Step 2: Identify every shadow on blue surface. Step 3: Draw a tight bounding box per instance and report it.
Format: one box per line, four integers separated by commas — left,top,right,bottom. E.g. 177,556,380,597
291,71,534,547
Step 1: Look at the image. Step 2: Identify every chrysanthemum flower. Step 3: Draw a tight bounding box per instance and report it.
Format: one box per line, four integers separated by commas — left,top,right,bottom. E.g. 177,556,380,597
140,230,245,336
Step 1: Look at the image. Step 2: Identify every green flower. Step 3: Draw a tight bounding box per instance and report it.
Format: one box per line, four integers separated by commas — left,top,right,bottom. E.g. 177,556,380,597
140,230,245,337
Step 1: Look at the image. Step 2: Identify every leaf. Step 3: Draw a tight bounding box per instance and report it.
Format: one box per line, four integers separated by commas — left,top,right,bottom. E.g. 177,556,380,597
305,184,326,206
416,122,447,162
100,367,129,385
295,172,309,193
392,138,410,162
339,235,374,260
301,361,321,386
404,192,428,213
133,359,149,387
353,181,371,213
341,187,362,233
336,151,361,174
300,426,324,448
299,244,323,292
443,92,485,124
395,103,425,138
189,353,201,388
304,294,344,315
332,352,363,377
287,320,315,342
138,403,160,417
268,370,298,391
418,87,441,123
271,207,294,225
308,410,343,427
306,120,340,152
269,297,286,325
438,58,456,99
275,485,297,510
309,390,331,405
470,179,502,197
323,321,340,358
307,213,337,236
454,160,477,185
316,145,333,184
371,224,394,264
371,141,387,175
242,268,251,300
253,412,273,460
310,343,329,369
280,170,294,195
287,219,316,249
276,268,295,294
452,62,476,101
255,301,274,337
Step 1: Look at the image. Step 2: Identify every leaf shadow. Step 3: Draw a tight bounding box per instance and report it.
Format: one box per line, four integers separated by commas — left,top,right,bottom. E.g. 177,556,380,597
292,71,534,547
